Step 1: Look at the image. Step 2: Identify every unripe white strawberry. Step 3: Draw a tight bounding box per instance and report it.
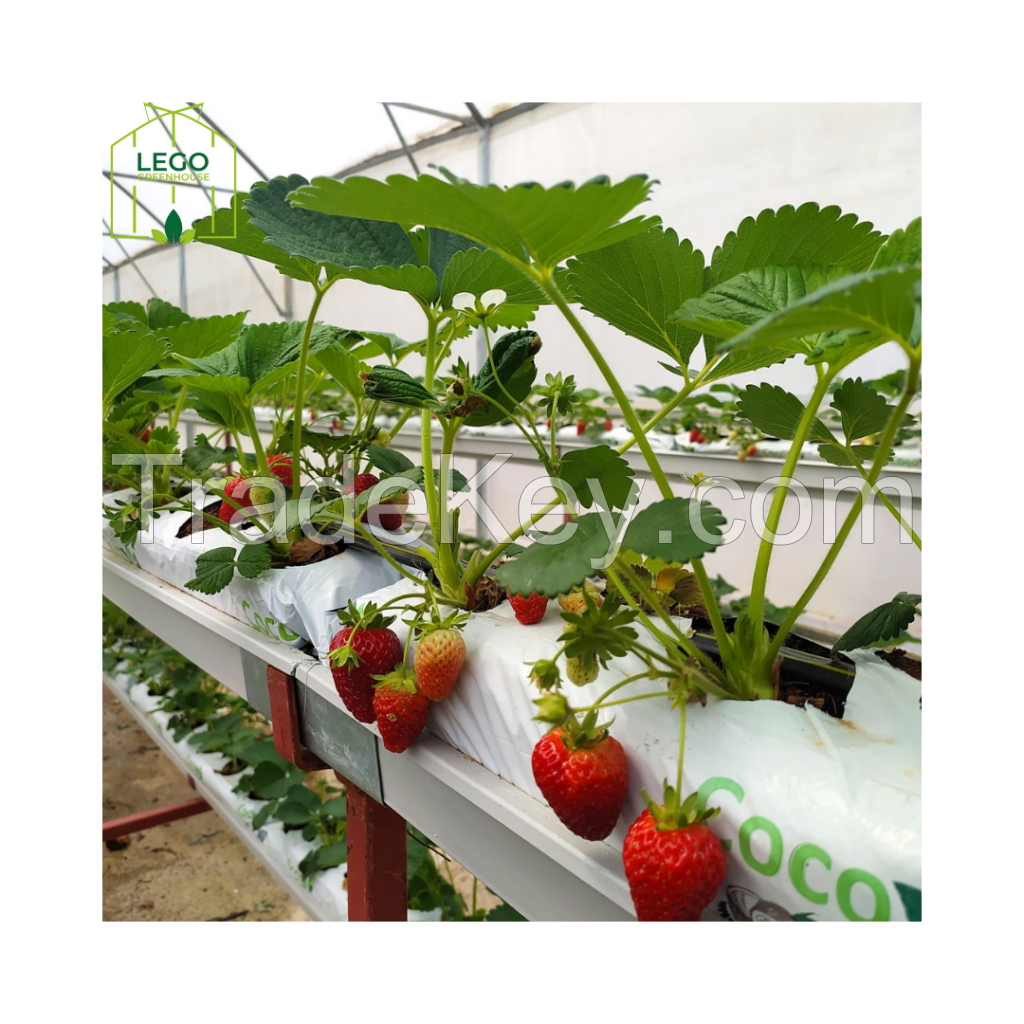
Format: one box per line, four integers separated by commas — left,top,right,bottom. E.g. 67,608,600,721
557,580,603,614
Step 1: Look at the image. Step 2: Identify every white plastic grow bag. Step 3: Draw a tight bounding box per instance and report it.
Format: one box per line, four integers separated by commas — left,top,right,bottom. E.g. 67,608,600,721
338,579,922,922
102,490,403,653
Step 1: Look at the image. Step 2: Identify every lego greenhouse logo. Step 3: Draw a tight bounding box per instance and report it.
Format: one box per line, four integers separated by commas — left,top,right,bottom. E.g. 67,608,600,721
109,103,238,245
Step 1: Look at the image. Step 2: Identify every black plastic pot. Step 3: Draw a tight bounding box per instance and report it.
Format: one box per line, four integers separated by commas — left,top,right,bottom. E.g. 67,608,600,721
688,615,856,718
335,525,438,579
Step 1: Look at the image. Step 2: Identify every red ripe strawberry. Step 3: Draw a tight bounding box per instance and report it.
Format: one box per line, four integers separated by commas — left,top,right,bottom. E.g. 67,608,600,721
218,475,251,524
373,666,430,753
344,472,406,532
747,444,757,457
546,418,552,428
696,433,706,444
266,454,294,488
507,589,548,625
604,419,613,431
414,618,468,701
532,718,628,841
364,491,407,532
327,602,403,723
139,423,153,443
219,457,293,523
689,428,700,442
622,784,727,921
576,420,586,435
344,472,379,496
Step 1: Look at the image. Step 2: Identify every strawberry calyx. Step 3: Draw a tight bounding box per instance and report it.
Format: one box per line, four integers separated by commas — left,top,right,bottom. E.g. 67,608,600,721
642,781,721,832
528,657,562,692
532,691,568,723
334,599,396,633
372,663,419,694
328,600,398,669
415,610,470,636
559,709,611,751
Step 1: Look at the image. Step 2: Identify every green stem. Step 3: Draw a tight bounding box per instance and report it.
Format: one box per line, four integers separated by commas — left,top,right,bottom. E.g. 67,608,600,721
762,356,922,667
689,558,730,661
420,315,458,595
572,691,671,713
591,672,658,707
611,563,730,688
170,383,189,431
437,417,461,585
470,388,546,459
676,699,686,795
850,456,921,549
390,406,416,437
538,271,674,501
241,405,270,476
291,284,328,502
748,369,837,627
462,497,563,590
614,360,716,456
352,521,429,586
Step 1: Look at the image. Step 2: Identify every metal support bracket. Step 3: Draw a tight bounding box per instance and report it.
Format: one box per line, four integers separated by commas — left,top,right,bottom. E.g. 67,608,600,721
266,666,330,771
103,796,211,842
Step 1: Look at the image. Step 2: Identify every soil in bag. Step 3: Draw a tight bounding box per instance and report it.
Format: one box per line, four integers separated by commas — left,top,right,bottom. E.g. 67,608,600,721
688,615,856,719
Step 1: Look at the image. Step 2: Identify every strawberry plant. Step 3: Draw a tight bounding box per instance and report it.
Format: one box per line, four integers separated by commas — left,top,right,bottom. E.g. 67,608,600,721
288,170,921,917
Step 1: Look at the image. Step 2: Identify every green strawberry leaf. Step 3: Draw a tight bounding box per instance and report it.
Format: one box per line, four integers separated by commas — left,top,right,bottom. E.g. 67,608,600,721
555,446,637,511
236,544,272,580
708,203,885,287
719,265,922,360
274,800,315,825
735,383,834,443
870,217,921,270
366,445,416,476
289,170,660,270
830,377,895,442
147,298,192,329
831,592,921,654
185,547,238,595
461,329,541,426
245,174,435,301
673,264,852,359
439,245,546,309
621,498,727,564
251,802,276,830
566,226,705,368
494,514,615,597
359,365,440,411
316,841,348,869
103,324,170,417
192,189,317,283
815,443,893,468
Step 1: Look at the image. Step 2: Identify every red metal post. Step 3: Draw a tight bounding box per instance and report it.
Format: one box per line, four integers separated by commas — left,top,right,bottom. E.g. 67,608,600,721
266,666,329,771
338,771,408,921
103,796,211,842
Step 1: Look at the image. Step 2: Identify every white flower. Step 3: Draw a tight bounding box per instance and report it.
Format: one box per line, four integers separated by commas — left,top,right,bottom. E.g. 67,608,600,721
451,289,508,316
